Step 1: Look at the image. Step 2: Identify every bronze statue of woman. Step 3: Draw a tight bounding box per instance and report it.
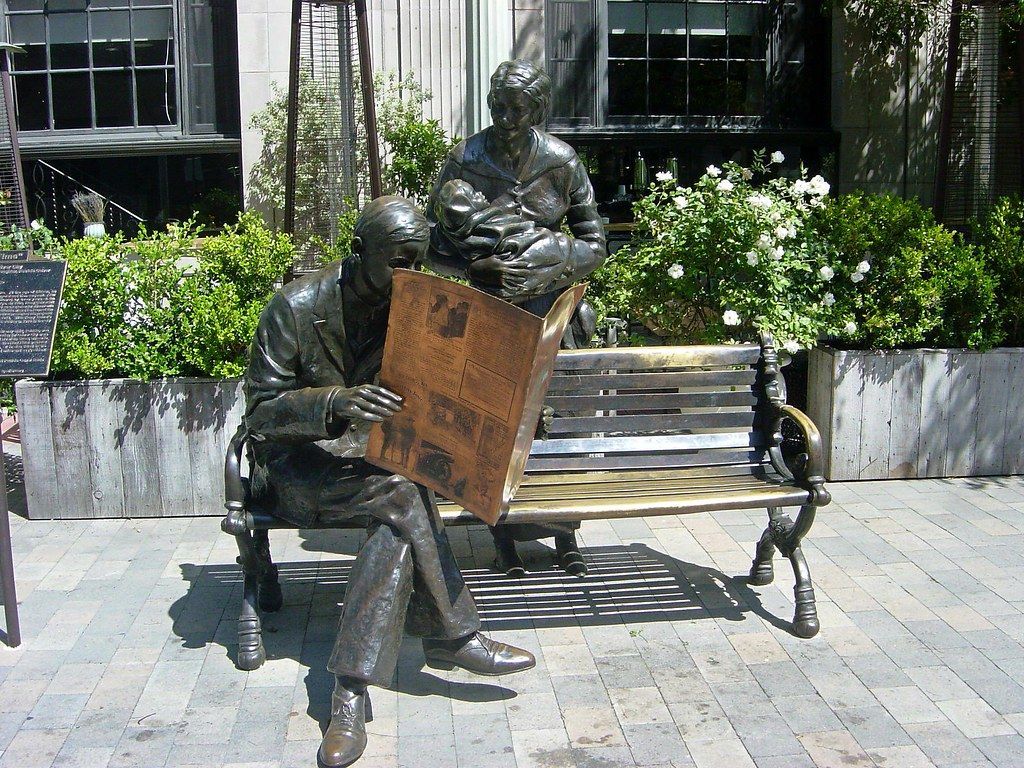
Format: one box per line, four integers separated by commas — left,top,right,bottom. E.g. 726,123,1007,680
427,59,608,577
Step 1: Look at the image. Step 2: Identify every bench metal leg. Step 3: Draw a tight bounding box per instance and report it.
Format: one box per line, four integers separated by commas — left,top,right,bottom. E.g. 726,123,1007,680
254,529,283,613
748,505,819,639
234,531,267,671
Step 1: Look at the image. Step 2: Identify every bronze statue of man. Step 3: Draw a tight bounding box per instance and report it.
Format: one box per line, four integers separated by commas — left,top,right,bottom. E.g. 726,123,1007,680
243,196,535,768
427,59,608,577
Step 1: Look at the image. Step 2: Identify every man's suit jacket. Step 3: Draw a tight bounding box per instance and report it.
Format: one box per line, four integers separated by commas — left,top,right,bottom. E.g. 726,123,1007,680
243,259,387,525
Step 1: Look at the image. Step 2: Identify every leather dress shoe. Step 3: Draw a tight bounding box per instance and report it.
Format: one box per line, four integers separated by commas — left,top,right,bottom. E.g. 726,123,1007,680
492,535,526,577
423,632,536,676
318,678,371,768
555,533,587,577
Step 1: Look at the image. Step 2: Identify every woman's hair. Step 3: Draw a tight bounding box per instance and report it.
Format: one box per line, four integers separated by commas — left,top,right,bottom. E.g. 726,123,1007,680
354,195,429,246
487,59,552,125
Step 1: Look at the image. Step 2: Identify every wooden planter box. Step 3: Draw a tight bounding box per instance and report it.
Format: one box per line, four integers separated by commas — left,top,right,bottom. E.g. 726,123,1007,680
806,347,1024,481
15,378,244,520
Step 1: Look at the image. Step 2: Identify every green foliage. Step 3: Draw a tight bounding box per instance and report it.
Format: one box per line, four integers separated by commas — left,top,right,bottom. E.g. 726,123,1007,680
842,0,945,51
814,192,1001,350
376,72,457,206
47,212,293,380
0,221,57,255
591,153,852,351
975,195,1024,345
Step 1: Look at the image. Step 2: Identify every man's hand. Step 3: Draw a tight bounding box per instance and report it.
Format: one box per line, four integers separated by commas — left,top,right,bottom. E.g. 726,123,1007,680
330,385,403,423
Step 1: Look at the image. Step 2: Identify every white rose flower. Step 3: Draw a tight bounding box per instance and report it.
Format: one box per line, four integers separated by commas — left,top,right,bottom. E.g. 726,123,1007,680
722,309,741,326
792,179,811,195
783,340,801,354
857,260,871,273
769,210,782,222
747,193,772,209
668,263,685,279
716,179,734,192
656,171,674,183
771,150,785,163
819,265,835,280
746,251,759,266
706,164,721,178
757,233,773,249
771,246,785,260
808,175,831,196
741,168,754,181
788,226,797,239
823,292,835,306
159,297,171,310
673,195,688,210
851,271,864,283
844,321,858,334
775,225,790,239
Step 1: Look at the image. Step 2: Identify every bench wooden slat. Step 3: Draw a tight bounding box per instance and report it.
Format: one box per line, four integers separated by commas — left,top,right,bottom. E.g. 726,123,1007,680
547,369,758,391
525,448,768,472
528,431,761,456
518,463,775,485
553,345,762,371
545,391,759,411
508,477,780,502
548,411,758,434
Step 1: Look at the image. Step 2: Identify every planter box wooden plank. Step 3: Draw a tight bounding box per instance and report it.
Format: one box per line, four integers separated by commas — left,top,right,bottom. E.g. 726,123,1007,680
15,383,57,518
16,378,246,520
809,347,1023,481
888,352,923,479
116,382,164,519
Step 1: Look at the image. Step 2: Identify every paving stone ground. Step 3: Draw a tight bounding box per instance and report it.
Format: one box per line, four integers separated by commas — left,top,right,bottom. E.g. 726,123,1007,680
3,447,1024,767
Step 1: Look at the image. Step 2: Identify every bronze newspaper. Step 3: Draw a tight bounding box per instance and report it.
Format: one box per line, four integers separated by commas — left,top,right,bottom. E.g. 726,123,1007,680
365,270,585,525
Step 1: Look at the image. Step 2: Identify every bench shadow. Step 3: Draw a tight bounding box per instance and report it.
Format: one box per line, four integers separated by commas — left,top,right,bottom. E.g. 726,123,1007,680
169,541,780,730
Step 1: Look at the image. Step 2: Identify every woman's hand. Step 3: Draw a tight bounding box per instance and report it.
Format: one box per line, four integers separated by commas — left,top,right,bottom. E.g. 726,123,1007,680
468,255,532,298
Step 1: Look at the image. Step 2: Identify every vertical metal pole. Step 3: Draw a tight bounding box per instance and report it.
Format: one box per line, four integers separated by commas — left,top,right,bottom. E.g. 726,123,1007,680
0,432,20,648
355,0,382,198
1018,28,1024,192
933,0,962,221
284,0,304,234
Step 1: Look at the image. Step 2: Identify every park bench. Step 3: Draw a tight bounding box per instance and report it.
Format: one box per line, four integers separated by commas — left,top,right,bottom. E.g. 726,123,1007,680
221,335,830,671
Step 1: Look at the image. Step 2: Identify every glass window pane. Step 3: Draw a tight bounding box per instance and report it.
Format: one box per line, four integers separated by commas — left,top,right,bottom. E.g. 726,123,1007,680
91,11,131,67
136,68,175,125
189,4,214,64
648,60,687,114
608,59,646,115
92,0,130,7
7,1,44,11
132,0,172,7
648,4,686,59
47,0,87,10
52,71,91,127
689,2,726,58
133,8,174,66
688,60,727,114
727,60,763,114
189,64,215,126
607,2,646,58
13,73,48,130
550,60,595,120
49,11,89,69
94,70,133,125
728,3,765,59
9,15,47,71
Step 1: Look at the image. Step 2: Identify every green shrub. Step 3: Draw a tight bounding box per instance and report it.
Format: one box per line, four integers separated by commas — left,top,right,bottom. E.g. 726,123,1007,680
975,195,1024,346
48,212,293,380
815,192,1001,350
591,153,853,351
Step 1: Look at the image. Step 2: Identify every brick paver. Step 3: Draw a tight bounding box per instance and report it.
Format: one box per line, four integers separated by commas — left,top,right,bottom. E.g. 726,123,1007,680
3,445,1024,766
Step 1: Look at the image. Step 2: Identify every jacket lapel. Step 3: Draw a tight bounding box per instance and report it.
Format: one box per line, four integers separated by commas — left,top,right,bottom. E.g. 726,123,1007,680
311,262,355,385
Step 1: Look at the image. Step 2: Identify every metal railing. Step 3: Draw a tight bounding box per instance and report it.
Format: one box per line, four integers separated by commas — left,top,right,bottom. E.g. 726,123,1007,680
29,160,146,238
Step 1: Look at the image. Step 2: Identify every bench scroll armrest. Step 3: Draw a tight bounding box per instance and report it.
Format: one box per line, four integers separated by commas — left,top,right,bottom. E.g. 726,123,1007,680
222,424,253,535
768,403,831,507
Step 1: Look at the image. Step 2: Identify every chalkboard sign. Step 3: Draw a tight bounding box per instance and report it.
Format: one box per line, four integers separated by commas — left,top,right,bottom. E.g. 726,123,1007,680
0,250,27,262
0,260,67,378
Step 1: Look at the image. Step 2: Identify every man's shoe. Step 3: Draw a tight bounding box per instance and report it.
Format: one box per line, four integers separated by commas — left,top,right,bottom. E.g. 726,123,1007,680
555,533,587,577
318,678,370,768
423,632,536,676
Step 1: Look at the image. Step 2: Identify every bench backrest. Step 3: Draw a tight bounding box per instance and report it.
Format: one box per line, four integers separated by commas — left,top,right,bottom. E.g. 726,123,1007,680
526,343,774,474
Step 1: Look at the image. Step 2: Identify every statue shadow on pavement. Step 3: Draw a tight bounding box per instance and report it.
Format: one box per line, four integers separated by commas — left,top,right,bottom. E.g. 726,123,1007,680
170,540,778,730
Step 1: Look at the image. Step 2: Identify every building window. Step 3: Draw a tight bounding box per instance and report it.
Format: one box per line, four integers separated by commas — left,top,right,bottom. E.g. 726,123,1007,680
5,0,237,135
547,0,827,130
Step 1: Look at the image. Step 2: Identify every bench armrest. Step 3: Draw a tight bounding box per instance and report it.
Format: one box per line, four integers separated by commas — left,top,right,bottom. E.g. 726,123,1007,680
222,424,252,535
768,403,831,507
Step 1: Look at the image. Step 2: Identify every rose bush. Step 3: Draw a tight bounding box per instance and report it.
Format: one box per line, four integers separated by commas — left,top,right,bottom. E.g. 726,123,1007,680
589,152,855,351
